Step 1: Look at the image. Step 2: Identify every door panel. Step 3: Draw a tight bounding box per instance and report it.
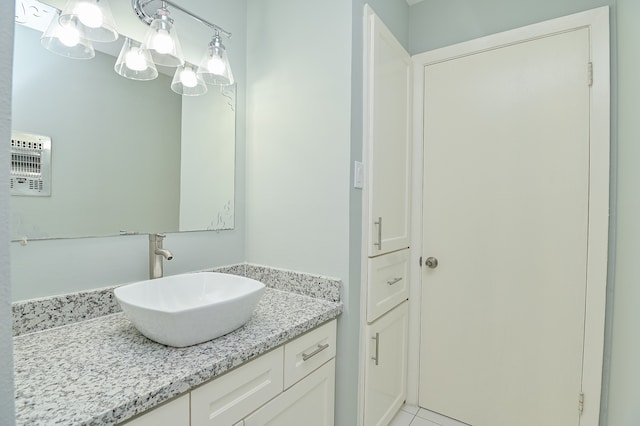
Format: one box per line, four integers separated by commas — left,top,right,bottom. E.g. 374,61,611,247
366,10,412,256
419,28,590,426
364,301,409,426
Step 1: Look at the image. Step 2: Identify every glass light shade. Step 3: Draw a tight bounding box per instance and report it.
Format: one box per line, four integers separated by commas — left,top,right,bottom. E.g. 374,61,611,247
41,12,95,59
143,11,184,67
171,63,208,96
197,35,234,86
114,38,158,81
59,0,118,43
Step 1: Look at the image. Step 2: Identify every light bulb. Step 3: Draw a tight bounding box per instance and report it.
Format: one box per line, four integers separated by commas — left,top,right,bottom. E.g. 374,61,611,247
152,30,173,54
206,56,225,74
74,2,103,28
58,26,80,47
180,68,198,88
124,49,148,71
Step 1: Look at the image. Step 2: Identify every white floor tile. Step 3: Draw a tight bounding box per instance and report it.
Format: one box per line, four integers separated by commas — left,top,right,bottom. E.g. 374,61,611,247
389,409,415,426
410,416,443,426
401,404,420,415
416,408,469,426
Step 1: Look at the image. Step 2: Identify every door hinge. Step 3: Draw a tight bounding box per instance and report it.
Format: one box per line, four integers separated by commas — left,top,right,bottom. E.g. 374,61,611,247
419,256,423,267
579,392,584,415
588,62,593,87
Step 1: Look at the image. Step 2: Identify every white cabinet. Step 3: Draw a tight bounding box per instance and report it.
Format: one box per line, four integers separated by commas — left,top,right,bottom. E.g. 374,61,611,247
244,359,335,426
120,320,337,426
361,6,412,425
120,394,189,426
363,301,409,426
364,5,412,257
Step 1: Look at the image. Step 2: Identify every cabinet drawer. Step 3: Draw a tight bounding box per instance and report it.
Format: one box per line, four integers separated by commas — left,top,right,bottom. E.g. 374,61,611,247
284,320,336,389
367,249,410,322
191,347,284,426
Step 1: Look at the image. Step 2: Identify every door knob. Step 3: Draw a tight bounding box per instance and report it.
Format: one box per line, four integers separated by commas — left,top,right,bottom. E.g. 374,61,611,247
425,257,439,269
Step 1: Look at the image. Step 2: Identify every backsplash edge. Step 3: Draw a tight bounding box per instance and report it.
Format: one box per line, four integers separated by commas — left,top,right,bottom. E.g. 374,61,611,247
13,263,342,336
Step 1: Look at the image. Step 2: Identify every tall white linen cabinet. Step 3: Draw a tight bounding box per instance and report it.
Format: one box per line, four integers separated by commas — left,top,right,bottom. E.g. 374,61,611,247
360,5,412,426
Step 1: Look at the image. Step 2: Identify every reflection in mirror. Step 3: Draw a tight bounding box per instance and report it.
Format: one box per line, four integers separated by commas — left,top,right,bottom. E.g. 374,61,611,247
10,16,235,241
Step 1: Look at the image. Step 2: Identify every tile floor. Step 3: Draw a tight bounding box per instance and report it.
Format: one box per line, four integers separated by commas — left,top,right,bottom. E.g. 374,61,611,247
389,404,469,426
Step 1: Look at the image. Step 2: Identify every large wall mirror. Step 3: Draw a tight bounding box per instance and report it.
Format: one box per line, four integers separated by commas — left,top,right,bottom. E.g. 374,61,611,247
10,0,236,241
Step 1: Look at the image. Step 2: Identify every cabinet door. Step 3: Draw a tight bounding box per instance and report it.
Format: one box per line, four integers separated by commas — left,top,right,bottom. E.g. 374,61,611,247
244,359,335,426
191,347,284,426
364,301,409,426
119,394,189,426
365,7,412,257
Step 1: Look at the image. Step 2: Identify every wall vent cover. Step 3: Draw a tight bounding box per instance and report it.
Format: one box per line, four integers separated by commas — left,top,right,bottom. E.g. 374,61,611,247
10,131,51,196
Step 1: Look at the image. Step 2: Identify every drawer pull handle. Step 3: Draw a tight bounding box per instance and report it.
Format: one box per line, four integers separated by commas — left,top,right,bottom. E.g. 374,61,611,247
302,343,330,361
387,277,403,286
374,217,382,250
371,333,380,366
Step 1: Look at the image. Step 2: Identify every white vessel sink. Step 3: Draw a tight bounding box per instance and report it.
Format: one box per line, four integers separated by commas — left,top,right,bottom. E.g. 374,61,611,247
114,272,266,347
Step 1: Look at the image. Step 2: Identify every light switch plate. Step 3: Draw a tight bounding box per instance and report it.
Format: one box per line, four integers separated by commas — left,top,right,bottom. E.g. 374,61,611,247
354,161,364,189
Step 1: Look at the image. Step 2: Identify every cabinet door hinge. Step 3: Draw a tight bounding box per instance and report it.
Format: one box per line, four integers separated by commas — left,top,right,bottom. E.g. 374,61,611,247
579,392,584,415
588,62,593,87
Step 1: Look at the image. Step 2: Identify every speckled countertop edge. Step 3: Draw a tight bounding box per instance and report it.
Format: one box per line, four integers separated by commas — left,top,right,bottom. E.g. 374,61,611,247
14,288,342,425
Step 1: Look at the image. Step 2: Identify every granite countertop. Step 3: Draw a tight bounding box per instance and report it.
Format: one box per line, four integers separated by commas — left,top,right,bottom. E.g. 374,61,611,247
13,288,343,425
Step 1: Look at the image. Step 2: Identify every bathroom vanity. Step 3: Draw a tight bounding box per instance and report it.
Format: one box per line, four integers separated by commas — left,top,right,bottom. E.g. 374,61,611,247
12,267,342,425
124,320,336,426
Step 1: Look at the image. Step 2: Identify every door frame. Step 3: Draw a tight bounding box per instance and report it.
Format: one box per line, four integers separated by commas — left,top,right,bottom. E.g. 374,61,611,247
406,7,610,426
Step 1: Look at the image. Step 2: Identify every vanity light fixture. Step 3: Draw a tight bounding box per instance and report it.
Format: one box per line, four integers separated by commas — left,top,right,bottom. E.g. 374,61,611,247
142,3,184,67
40,11,95,59
197,32,234,86
58,0,118,42
114,37,158,81
26,0,234,95
132,0,234,90
171,63,208,96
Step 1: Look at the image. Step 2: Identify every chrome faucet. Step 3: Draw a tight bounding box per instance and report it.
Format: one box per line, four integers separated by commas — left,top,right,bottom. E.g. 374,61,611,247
149,233,173,279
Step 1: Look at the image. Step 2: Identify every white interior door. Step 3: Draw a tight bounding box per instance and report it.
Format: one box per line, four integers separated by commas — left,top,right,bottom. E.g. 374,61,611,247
419,28,592,426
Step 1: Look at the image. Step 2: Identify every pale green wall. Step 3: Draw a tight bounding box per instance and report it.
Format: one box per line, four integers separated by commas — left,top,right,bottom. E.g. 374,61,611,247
609,1,640,424
408,0,616,55
365,0,410,50
245,0,351,281
0,0,14,421
245,1,353,424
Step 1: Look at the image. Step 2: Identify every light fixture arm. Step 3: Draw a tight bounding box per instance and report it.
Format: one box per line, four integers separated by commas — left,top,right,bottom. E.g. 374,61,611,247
132,0,232,38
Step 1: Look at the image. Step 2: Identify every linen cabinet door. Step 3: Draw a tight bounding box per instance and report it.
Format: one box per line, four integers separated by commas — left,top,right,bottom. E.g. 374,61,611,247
244,359,335,426
365,7,412,257
363,301,409,426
